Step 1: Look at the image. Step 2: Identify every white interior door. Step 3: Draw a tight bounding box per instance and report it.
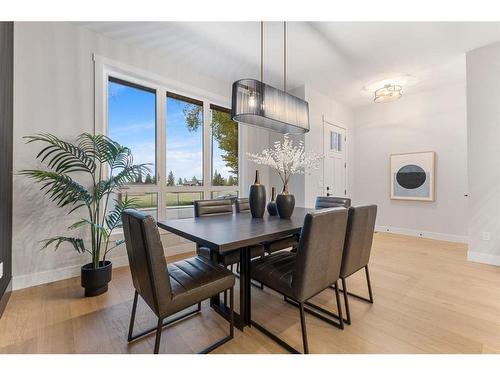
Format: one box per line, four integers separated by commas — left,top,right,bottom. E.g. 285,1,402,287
323,121,347,197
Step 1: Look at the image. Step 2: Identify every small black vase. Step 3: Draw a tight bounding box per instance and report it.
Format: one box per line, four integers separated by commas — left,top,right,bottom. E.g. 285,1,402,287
267,187,278,216
249,170,266,218
276,184,295,219
81,260,112,297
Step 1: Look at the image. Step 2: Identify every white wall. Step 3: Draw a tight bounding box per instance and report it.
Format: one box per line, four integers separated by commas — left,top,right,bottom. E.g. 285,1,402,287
266,85,354,209
268,85,306,206
352,56,468,243
303,86,354,208
466,42,500,265
12,22,268,289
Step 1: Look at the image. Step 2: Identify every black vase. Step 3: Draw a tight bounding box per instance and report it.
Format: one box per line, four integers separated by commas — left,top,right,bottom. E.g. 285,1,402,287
276,184,295,219
267,186,278,216
249,170,266,218
81,260,112,297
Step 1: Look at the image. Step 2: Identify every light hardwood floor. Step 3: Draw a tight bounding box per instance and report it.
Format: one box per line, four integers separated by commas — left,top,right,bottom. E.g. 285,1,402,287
1,233,500,354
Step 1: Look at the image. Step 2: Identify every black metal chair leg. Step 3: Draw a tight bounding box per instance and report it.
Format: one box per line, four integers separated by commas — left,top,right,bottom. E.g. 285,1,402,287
128,290,139,341
229,287,234,338
365,265,374,303
332,282,344,330
154,318,163,354
199,288,235,354
339,279,350,326
299,303,309,354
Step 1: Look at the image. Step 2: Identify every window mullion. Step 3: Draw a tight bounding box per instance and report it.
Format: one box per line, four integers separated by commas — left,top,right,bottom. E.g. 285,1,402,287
156,87,167,221
203,101,212,199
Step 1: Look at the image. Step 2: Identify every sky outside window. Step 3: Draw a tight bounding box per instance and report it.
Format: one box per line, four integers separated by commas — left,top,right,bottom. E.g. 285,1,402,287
166,95,203,186
107,79,156,184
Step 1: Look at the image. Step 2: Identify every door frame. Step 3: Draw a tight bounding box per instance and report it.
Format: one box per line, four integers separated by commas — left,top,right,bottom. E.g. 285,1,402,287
322,115,348,197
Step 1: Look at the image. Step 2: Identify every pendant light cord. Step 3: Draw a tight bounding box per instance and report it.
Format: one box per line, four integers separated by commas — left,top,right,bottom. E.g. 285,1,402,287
284,21,287,92
260,21,287,90
260,21,264,82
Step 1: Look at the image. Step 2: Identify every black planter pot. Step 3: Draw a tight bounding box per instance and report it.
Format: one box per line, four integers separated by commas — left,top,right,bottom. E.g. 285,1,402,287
276,188,295,219
267,186,278,216
81,260,112,297
249,170,266,218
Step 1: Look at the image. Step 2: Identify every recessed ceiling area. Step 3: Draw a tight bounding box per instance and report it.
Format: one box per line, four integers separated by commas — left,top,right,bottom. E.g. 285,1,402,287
78,22,500,107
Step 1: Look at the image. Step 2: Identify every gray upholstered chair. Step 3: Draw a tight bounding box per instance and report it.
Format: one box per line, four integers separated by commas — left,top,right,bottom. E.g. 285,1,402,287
194,199,234,261
285,196,351,255
195,199,265,266
234,197,299,254
251,208,349,354
338,205,377,325
194,198,234,217
233,198,266,289
315,196,352,209
121,209,235,354
234,197,250,213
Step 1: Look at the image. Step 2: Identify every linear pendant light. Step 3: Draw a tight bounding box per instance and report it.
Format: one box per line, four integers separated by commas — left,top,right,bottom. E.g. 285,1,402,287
231,22,310,134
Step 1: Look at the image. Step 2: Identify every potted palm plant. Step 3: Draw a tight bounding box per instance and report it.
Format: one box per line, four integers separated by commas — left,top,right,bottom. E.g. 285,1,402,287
20,133,149,297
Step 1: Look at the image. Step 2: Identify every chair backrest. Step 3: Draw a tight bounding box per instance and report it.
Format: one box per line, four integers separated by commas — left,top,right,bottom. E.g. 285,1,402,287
194,199,233,217
315,196,351,209
121,209,171,317
340,205,377,278
235,198,250,213
292,208,348,302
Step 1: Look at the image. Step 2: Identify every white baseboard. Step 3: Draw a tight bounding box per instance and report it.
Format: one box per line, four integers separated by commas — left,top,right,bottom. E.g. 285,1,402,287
12,243,195,291
467,251,500,266
375,225,468,244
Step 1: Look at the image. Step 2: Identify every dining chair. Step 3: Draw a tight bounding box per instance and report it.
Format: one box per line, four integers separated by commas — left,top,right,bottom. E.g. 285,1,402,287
234,197,299,254
315,196,352,209
234,197,250,213
194,198,265,265
251,207,349,354
121,209,235,354
233,198,266,289
195,199,264,297
337,204,377,325
285,196,351,255
193,199,234,261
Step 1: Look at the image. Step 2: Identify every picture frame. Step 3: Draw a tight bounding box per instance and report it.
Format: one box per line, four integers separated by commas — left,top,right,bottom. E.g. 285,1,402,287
390,151,435,201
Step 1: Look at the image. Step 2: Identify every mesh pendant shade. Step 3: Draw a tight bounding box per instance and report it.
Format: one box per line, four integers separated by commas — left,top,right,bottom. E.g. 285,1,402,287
231,79,310,134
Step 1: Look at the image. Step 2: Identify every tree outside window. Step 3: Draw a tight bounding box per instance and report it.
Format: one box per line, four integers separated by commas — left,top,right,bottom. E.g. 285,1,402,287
184,105,238,187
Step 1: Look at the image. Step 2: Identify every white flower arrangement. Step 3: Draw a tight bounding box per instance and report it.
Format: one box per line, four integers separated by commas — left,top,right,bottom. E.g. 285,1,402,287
246,135,323,193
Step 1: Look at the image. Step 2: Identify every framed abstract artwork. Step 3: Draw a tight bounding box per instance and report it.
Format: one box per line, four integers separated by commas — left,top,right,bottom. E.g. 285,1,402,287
390,151,435,201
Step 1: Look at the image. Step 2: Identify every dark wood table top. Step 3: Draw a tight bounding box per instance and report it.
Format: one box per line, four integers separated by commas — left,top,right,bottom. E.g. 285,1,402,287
158,207,312,253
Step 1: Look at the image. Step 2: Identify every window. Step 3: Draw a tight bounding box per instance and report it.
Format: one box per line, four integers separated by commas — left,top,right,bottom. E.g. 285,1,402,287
211,191,238,200
166,93,203,187
112,192,158,227
104,72,240,223
108,78,156,184
125,192,158,221
330,131,342,152
166,191,204,208
211,105,238,187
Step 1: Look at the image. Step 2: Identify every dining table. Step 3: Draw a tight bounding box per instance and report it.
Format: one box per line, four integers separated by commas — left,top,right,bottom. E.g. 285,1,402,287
157,206,312,331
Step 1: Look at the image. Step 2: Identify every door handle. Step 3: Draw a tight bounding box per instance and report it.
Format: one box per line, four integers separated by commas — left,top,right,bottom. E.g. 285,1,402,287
326,186,330,196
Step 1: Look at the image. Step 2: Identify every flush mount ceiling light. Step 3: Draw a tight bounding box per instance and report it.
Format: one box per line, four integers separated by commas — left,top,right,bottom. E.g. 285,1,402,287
361,74,417,104
374,84,403,103
231,22,310,134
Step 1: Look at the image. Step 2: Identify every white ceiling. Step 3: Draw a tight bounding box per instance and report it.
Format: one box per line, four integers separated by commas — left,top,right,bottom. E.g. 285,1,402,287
79,22,500,108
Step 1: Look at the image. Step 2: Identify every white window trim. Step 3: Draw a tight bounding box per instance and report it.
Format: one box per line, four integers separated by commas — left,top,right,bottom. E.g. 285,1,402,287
94,54,242,222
